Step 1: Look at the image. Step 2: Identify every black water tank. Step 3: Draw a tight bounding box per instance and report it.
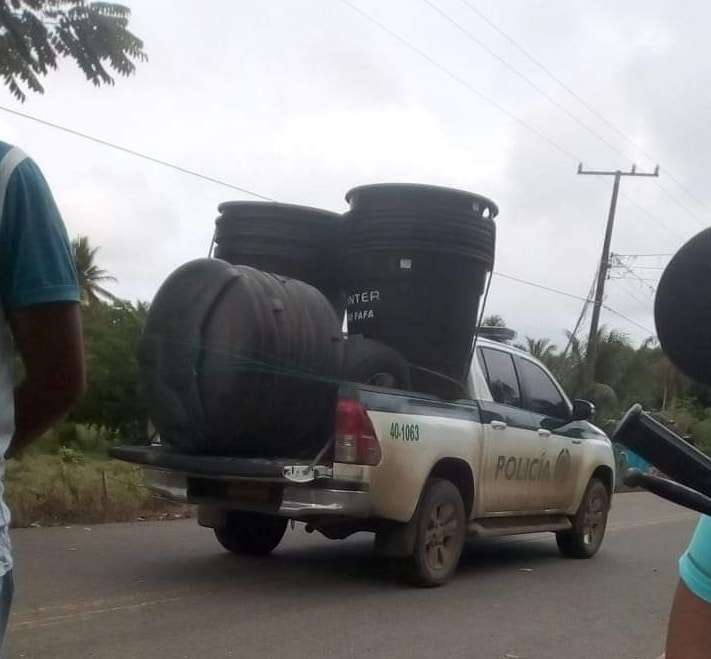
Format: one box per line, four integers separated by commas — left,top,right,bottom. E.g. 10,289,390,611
343,183,497,396
140,259,344,457
214,201,344,317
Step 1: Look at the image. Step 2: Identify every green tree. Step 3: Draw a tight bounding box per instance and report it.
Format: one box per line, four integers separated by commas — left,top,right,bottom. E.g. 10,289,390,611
0,0,146,102
522,337,558,370
70,299,148,441
72,235,117,304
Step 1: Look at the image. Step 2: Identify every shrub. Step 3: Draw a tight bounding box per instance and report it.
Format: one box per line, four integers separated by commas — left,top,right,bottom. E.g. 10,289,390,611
4,454,189,527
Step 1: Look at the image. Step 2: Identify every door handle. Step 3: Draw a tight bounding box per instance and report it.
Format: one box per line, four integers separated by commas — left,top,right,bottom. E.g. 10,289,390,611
537,428,551,438
491,420,507,430
571,439,583,445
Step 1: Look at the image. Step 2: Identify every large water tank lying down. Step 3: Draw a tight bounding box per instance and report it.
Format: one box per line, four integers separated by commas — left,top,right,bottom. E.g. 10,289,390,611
343,183,498,399
140,258,344,457
214,201,344,318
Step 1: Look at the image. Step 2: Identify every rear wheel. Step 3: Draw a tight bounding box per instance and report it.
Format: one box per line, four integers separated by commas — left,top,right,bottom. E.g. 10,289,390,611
405,478,466,587
214,511,288,556
556,478,609,558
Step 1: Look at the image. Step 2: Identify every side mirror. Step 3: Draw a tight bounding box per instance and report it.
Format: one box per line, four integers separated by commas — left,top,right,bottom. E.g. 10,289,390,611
572,399,595,421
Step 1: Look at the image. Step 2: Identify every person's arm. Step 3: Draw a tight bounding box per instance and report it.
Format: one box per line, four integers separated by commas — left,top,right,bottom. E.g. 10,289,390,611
666,580,711,658
0,149,84,458
666,516,711,657
6,303,85,458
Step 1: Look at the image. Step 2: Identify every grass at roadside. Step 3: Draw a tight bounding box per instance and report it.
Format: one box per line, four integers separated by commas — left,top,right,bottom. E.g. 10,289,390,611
4,453,190,528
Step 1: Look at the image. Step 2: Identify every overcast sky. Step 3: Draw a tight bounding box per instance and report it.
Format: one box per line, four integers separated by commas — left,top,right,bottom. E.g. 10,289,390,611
2,0,709,348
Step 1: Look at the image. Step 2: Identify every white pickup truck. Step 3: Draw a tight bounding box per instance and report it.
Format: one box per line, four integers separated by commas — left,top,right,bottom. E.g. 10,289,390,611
114,336,615,587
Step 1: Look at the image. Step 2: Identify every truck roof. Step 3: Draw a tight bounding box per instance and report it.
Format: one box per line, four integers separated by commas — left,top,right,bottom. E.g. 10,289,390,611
475,336,530,358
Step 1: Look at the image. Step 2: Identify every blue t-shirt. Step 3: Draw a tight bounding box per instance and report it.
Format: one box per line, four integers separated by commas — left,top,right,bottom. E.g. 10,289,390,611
680,516,711,604
0,142,80,309
0,141,80,577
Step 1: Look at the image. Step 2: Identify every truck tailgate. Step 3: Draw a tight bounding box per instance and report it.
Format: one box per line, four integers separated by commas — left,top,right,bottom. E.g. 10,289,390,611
110,445,303,480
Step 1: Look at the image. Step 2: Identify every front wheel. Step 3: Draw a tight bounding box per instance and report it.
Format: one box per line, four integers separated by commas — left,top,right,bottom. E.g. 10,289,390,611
405,478,467,587
556,478,609,559
214,511,288,556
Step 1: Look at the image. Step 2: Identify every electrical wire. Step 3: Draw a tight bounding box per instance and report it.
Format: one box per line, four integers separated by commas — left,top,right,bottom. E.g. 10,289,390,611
0,104,275,202
459,0,710,214
492,270,655,335
422,0,707,230
618,194,687,242
340,0,690,244
339,0,578,163
613,278,655,310
0,27,664,338
562,267,597,356
423,0,638,165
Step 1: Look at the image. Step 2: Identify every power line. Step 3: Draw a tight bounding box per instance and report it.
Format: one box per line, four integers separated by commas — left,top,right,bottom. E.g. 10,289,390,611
492,270,655,334
422,0,639,166
654,179,707,228
563,267,597,356
609,254,657,297
424,0,707,230
599,305,654,336
0,104,275,202
2,104,656,335
618,194,687,242
612,278,654,309
339,0,578,163
341,1,688,244
459,0,710,214
493,271,591,303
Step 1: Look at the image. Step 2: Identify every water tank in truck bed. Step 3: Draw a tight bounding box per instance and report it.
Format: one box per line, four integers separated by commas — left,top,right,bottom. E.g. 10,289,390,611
140,258,344,457
343,183,498,397
214,201,345,317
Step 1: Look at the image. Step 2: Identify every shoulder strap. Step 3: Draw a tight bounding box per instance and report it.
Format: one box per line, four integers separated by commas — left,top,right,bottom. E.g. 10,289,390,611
0,147,28,228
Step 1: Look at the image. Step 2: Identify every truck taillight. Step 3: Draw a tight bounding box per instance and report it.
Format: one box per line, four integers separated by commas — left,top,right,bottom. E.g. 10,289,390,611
334,400,382,466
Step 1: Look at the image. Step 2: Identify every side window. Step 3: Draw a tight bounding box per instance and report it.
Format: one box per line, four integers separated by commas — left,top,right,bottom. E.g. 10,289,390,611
516,358,569,419
479,348,521,407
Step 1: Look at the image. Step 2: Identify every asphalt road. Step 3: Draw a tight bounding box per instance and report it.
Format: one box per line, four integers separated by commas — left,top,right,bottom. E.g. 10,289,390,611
6,492,698,659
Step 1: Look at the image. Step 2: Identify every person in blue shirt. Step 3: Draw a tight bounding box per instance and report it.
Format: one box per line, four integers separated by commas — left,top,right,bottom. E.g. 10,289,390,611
0,142,86,654
665,516,711,657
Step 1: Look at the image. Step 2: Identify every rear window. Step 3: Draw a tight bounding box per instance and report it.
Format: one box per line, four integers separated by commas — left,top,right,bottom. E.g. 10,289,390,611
479,348,521,407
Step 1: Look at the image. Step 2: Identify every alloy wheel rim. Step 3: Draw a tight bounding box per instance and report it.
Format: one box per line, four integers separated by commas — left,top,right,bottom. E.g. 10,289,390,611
582,490,606,547
424,502,459,570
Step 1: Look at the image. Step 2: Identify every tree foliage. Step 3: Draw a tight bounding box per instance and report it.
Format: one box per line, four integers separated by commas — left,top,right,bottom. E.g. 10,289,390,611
69,298,149,442
67,235,148,442
0,0,146,102
72,235,117,305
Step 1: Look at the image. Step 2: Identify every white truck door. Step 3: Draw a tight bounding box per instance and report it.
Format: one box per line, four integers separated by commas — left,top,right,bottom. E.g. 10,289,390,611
513,355,583,511
475,347,543,514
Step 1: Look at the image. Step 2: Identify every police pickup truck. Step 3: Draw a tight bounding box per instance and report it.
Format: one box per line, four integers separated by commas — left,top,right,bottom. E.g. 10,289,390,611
114,337,615,587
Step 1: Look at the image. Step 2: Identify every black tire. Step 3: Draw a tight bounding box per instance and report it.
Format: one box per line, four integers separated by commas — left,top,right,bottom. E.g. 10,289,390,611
405,478,467,587
556,478,609,559
214,512,288,556
343,336,411,389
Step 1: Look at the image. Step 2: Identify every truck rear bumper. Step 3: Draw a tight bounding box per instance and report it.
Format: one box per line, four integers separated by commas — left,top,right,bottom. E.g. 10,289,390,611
145,467,372,520
112,446,372,520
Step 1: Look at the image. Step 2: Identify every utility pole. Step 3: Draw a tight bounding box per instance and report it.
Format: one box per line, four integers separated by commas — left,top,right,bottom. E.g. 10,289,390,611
577,163,659,376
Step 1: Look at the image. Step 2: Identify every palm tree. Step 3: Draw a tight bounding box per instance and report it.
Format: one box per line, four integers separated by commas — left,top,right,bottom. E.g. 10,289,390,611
72,236,118,305
525,337,557,359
